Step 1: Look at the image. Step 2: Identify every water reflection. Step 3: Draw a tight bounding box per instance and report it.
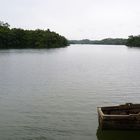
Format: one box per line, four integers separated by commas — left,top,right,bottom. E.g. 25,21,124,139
96,127,140,140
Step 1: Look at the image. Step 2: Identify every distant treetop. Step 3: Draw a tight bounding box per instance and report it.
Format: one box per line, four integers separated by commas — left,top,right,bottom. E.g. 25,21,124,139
0,21,10,28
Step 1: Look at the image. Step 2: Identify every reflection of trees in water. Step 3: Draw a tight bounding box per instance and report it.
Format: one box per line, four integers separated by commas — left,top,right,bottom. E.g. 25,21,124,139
96,127,140,140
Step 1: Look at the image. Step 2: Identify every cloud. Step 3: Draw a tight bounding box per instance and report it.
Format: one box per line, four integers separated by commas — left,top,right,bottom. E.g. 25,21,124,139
0,0,140,39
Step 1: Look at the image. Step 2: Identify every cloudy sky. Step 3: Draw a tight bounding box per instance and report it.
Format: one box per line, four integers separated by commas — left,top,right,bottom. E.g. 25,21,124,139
0,0,140,40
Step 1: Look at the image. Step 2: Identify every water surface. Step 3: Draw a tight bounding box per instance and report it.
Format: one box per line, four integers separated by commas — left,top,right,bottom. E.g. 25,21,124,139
0,45,140,140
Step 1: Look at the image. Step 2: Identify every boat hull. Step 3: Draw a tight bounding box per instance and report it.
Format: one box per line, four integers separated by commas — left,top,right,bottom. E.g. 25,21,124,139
97,103,140,130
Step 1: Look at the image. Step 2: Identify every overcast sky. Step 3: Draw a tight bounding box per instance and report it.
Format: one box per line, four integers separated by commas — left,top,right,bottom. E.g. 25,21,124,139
0,0,140,40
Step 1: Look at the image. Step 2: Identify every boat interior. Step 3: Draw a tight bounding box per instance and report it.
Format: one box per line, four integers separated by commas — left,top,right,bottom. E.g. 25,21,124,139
101,103,140,115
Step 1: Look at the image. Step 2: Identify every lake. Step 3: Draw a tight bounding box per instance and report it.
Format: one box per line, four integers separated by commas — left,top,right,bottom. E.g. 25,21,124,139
0,44,140,140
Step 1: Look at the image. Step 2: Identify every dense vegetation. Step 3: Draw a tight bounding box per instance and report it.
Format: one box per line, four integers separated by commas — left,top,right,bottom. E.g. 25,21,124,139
0,21,68,49
69,38,127,45
126,35,140,47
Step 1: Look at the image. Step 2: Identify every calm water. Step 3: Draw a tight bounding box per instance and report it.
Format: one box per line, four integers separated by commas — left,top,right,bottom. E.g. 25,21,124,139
0,45,140,140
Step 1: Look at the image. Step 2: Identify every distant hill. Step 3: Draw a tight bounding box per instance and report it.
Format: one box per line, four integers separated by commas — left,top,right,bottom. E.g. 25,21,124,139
69,38,127,45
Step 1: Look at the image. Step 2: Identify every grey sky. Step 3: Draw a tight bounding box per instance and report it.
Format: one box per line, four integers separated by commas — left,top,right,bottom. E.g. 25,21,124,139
0,0,140,39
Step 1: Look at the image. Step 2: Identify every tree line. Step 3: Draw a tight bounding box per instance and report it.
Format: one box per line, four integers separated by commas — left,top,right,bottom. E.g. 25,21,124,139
0,21,68,49
1,21,140,48
69,38,127,45
126,35,140,47
70,36,140,47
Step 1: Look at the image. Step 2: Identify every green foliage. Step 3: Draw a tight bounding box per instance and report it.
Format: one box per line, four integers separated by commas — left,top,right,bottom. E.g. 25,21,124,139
126,35,140,47
0,21,68,49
